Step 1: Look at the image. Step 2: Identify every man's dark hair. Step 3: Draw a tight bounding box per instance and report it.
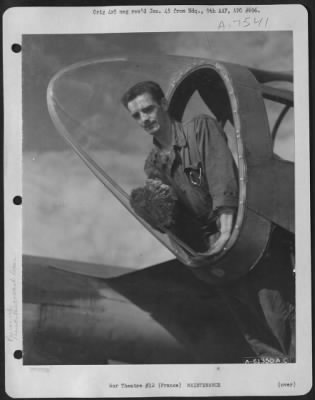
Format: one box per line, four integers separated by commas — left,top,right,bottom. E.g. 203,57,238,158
121,81,165,108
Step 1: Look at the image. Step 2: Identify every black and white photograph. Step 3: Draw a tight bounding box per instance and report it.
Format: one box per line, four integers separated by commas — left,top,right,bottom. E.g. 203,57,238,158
4,5,312,398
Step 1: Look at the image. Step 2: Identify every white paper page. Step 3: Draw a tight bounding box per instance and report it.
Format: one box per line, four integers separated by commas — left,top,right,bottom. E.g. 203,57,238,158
3,4,312,397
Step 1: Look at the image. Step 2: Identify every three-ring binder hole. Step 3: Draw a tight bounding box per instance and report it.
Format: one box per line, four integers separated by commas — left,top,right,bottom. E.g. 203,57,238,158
14,350,23,359
13,196,22,205
11,44,22,53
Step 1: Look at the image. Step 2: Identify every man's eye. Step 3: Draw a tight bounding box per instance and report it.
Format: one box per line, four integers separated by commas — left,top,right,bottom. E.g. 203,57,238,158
132,113,140,120
143,106,154,113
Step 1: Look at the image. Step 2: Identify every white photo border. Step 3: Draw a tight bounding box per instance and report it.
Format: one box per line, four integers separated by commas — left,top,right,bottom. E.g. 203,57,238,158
3,4,312,398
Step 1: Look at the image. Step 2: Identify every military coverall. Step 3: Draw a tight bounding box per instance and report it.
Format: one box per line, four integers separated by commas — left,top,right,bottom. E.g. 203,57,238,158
144,114,295,361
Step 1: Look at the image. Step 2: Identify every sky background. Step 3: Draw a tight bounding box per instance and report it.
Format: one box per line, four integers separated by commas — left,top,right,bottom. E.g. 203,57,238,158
23,31,293,268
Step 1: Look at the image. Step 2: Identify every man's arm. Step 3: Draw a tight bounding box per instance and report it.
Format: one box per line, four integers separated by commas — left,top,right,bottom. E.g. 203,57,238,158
196,116,238,255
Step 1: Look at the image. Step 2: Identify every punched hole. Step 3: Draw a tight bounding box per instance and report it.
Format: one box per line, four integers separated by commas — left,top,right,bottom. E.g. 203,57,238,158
13,196,22,205
14,350,23,359
11,44,21,53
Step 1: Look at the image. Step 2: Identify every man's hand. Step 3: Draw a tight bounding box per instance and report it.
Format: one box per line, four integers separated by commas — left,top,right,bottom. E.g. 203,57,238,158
186,209,235,266
208,209,235,256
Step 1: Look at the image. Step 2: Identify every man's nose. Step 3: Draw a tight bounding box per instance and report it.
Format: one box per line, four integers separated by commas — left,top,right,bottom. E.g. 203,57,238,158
140,112,149,124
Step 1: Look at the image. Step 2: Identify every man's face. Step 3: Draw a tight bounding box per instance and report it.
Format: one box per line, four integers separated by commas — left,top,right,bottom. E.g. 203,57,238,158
127,92,168,138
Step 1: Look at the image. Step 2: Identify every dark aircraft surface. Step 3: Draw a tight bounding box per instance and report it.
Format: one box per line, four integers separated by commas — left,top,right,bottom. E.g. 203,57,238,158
23,56,294,364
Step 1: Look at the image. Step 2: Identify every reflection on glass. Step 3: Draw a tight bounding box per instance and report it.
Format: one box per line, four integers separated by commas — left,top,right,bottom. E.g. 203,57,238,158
48,57,213,268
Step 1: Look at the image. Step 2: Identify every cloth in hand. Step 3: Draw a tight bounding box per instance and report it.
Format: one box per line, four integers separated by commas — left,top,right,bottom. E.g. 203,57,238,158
130,179,178,231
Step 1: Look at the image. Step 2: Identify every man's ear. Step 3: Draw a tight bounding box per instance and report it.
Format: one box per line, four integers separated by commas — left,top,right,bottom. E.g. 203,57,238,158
160,97,168,110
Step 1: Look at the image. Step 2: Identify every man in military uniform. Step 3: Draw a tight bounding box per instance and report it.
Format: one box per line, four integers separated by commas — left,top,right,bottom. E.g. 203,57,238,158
122,80,295,361
123,81,238,256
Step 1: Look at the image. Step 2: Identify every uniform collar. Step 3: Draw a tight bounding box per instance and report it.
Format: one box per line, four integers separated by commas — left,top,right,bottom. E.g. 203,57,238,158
153,120,187,150
172,120,187,149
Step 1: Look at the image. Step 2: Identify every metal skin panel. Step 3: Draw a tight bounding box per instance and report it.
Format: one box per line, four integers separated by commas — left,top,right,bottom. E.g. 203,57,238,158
191,210,272,284
249,68,293,84
23,262,193,364
23,257,255,364
223,63,294,233
261,85,293,105
221,63,273,165
247,159,294,233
